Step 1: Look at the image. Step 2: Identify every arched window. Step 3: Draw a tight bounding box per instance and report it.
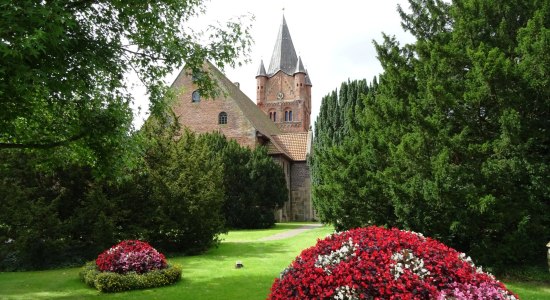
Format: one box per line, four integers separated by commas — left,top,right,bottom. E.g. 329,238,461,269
218,112,227,124
192,90,200,102
269,111,277,122
284,110,293,122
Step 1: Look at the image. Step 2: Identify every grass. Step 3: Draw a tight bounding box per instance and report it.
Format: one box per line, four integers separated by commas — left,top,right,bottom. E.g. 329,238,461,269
502,265,550,300
505,281,550,300
0,223,333,299
0,223,548,299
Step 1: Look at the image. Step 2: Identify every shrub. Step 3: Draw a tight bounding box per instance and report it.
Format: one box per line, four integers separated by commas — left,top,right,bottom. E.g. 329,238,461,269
95,240,166,274
80,261,182,292
269,226,519,299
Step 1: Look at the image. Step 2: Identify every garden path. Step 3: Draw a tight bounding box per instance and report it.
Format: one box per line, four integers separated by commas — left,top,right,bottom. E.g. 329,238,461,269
259,223,324,241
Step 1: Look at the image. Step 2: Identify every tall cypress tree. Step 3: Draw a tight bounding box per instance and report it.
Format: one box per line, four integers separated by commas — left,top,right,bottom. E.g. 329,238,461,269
312,0,549,269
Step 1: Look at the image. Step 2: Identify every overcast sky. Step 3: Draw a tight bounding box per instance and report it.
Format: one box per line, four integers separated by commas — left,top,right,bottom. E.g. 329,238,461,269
131,0,416,128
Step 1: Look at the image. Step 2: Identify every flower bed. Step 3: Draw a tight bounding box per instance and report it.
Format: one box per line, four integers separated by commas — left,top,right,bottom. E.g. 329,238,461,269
96,240,167,274
81,240,181,292
269,226,518,299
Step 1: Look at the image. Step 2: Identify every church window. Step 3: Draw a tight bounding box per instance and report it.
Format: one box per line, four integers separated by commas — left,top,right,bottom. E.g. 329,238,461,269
218,112,228,124
285,110,293,122
192,90,200,102
269,111,277,122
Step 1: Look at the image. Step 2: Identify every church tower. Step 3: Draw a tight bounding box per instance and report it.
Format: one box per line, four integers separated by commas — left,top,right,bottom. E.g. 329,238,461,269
256,16,312,133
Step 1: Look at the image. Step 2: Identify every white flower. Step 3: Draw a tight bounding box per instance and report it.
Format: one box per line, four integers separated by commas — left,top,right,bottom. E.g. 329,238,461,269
333,286,361,300
315,238,358,274
390,249,430,280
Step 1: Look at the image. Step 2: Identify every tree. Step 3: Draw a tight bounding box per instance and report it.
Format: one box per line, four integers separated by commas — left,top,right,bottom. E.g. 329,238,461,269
0,0,252,152
312,0,549,269
204,133,287,229
310,79,372,228
0,1,252,269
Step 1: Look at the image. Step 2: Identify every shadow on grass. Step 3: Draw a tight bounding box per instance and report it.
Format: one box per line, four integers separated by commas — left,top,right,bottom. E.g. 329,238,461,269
171,240,291,270
0,240,289,300
227,222,317,233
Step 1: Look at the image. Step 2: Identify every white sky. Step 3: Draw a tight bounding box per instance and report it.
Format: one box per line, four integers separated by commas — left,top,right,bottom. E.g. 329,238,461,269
131,0,416,129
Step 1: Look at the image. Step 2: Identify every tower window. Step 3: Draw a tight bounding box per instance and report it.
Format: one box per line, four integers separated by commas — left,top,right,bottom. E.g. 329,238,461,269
269,111,277,122
285,110,293,122
218,112,227,124
192,90,200,103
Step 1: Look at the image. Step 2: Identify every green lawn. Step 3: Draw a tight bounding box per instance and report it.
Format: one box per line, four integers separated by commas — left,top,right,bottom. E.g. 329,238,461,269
0,223,333,299
0,223,548,299
505,281,550,300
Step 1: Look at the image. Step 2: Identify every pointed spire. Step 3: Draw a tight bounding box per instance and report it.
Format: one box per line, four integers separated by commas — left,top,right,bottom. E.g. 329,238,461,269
305,69,312,86
267,15,298,76
294,56,306,74
256,59,267,77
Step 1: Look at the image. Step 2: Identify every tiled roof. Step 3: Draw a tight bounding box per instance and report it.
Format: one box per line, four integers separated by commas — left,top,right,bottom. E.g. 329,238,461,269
205,61,281,136
268,132,309,161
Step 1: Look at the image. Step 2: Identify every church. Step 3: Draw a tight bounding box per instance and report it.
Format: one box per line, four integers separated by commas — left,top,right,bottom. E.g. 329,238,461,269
170,16,315,222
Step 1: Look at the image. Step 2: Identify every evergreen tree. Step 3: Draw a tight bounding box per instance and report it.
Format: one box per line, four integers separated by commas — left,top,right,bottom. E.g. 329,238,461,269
312,0,549,269
204,133,287,229
310,79,371,226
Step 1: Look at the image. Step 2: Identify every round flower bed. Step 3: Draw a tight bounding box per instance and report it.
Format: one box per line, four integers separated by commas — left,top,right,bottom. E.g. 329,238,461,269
269,226,518,300
80,240,181,292
96,240,167,274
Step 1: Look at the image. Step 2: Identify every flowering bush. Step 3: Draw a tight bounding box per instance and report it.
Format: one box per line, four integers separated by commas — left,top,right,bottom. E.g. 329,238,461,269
96,240,167,274
269,227,518,300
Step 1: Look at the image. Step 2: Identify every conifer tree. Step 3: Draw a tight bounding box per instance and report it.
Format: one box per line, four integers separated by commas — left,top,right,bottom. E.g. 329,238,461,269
311,0,549,269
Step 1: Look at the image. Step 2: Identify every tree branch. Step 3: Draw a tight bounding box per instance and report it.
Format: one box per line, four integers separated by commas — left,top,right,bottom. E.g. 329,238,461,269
120,47,167,61
0,132,87,150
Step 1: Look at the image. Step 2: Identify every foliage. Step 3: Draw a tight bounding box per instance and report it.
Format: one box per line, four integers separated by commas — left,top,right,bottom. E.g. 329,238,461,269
311,79,386,229
95,240,167,274
269,227,518,300
311,0,550,269
0,120,220,269
0,150,129,270
0,0,252,152
0,0,253,270
80,261,182,293
133,119,226,254
203,132,287,229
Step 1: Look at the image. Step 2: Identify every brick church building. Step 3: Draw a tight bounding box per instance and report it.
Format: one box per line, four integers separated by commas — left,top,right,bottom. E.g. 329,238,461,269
170,16,315,221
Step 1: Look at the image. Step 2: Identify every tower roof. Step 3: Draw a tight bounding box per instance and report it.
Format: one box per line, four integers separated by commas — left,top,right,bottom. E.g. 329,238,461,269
305,69,312,86
256,59,267,77
294,56,306,74
267,16,298,76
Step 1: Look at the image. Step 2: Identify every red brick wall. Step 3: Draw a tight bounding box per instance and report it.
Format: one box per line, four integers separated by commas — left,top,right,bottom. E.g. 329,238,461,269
171,71,258,149
258,71,311,133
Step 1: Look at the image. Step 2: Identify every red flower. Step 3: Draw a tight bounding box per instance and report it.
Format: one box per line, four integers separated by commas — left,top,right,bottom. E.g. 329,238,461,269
268,227,518,300
95,240,167,274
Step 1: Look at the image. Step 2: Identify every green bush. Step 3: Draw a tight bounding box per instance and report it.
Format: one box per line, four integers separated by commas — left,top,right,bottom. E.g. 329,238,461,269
79,261,182,292
203,133,287,229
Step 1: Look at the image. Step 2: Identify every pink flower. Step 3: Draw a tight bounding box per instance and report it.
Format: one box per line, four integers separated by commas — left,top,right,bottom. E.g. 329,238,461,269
268,227,518,300
96,240,167,274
